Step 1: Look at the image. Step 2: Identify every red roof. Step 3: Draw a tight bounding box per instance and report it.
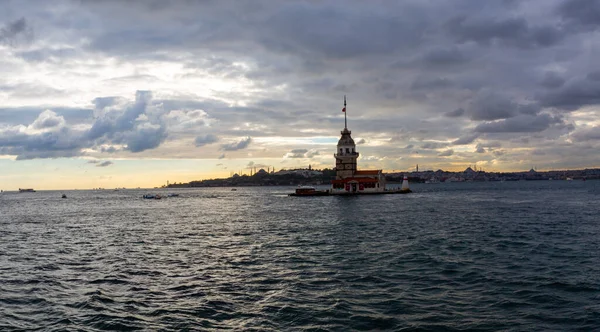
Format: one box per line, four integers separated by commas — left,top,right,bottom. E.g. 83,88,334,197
332,177,379,184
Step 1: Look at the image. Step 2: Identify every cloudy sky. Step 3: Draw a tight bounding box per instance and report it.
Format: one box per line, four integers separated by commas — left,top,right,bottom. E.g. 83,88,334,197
1,0,600,189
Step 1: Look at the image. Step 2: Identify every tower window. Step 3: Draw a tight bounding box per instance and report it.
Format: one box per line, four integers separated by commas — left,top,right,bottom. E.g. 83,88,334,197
346,148,350,153
352,148,355,153
340,148,343,154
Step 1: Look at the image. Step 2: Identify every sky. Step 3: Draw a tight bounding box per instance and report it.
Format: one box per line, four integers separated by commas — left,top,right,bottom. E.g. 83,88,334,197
1,0,600,190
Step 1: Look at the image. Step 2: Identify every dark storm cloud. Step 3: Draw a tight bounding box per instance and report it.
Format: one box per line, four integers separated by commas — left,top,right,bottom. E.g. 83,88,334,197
2,0,600,168
587,70,600,81
256,3,424,59
540,71,566,89
446,15,563,48
421,47,471,67
444,108,465,118
220,137,252,151
538,75,600,110
194,134,219,147
411,77,454,90
557,0,600,30
467,92,542,121
474,114,562,133
468,92,519,121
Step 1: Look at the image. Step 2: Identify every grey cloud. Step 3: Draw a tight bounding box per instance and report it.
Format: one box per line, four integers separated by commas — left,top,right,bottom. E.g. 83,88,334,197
101,146,118,153
557,0,600,30
221,137,252,151
92,96,126,110
438,149,454,156
421,47,470,67
356,138,366,144
218,153,225,159
0,17,31,46
538,75,600,110
88,91,154,140
285,148,319,158
15,47,78,63
474,114,562,133
194,134,219,147
571,125,600,141
2,0,600,169
540,71,565,89
286,148,308,158
258,3,425,59
411,77,454,90
124,123,166,152
445,108,465,118
587,71,600,81
475,145,486,153
0,91,183,159
31,110,65,129
421,142,449,149
96,161,113,167
0,126,86,160
468,92,519,120
452,133,480,145
446,15,563,48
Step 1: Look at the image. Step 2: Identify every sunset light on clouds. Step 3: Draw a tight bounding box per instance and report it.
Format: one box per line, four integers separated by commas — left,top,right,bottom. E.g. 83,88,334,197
2,0,600,189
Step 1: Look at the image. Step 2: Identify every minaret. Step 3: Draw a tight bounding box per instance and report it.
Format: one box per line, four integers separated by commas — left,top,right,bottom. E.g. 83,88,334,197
335,96,359,180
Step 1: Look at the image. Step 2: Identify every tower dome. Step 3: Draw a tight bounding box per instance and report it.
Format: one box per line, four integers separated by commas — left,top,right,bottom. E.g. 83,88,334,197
337,128,355,146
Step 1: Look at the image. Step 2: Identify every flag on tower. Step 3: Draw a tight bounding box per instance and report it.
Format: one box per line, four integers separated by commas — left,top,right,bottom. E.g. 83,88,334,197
342,107,346,112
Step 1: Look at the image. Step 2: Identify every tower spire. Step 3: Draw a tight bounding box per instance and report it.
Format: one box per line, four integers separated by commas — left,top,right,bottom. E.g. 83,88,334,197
344,95,347,129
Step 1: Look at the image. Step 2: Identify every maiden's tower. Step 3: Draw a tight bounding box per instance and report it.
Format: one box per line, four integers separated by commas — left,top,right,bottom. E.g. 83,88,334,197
330,97,386,194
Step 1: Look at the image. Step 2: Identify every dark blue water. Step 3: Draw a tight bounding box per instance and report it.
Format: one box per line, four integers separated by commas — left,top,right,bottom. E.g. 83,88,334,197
1,181,599,331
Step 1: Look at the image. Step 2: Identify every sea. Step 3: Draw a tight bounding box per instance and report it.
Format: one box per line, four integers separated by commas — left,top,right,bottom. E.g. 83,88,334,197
0,180,599,331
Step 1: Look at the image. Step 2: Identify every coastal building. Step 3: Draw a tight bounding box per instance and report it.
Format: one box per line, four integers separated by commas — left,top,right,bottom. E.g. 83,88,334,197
330,98,386,194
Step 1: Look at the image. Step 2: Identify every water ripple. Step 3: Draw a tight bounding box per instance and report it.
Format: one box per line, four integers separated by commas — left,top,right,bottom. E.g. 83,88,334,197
1,182,599,330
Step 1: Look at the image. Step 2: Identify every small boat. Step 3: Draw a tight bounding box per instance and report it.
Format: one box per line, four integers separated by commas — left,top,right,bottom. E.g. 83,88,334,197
167,193,179,197
289,186,329,196
61,194,67,198
231,188,237,191
19,188,36,192
143,194,156,199
566,177,573,181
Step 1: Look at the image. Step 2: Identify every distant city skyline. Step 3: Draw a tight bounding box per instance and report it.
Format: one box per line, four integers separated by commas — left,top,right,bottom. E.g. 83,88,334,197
2,1,600,190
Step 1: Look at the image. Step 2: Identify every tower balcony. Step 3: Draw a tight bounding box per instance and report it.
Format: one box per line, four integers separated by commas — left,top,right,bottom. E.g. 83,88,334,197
334,152,359,158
